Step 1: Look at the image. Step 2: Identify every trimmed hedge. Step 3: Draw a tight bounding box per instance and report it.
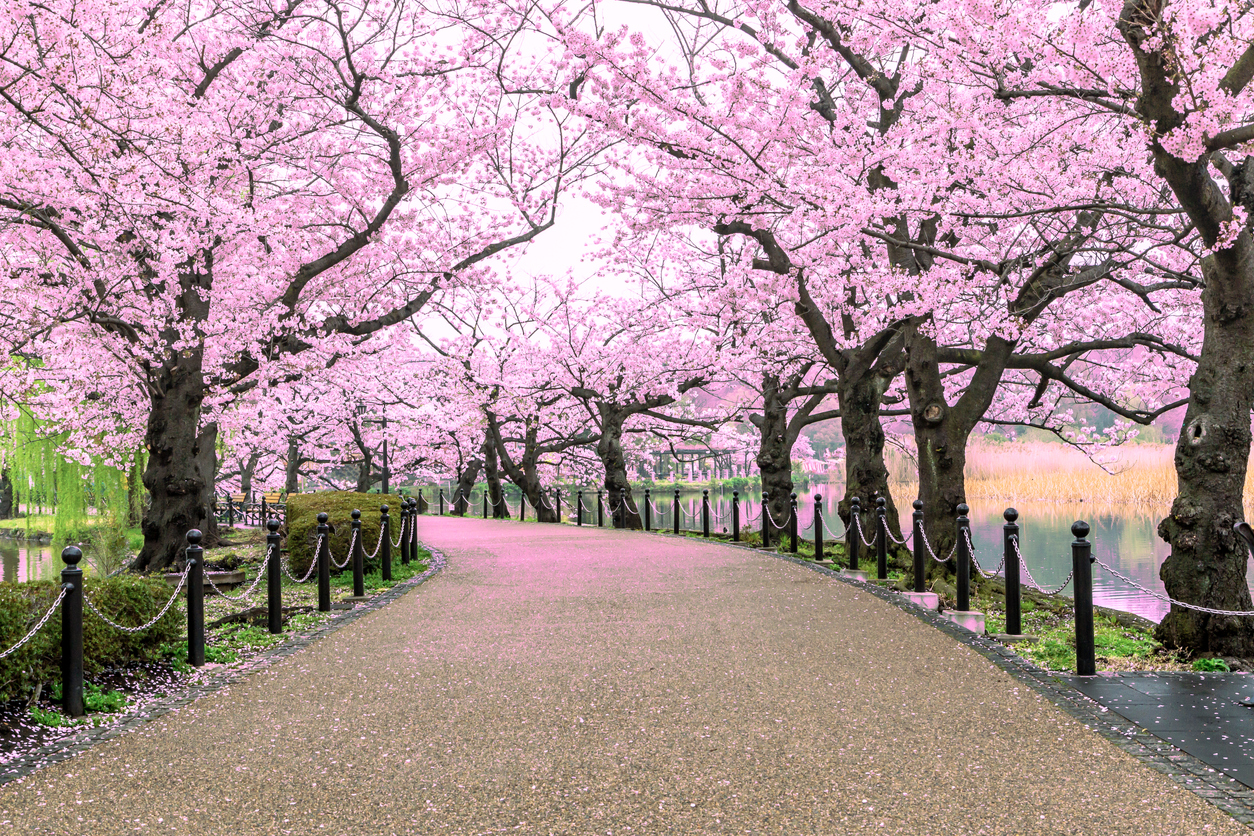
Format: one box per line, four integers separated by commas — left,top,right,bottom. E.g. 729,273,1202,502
286,491,408,578
0,575,181,701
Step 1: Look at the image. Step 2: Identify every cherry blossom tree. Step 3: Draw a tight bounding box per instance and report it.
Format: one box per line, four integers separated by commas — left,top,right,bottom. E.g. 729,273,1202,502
0,0,604,569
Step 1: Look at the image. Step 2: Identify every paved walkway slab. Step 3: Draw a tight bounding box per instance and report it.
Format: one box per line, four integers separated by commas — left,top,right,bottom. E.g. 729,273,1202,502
0,518,1246,834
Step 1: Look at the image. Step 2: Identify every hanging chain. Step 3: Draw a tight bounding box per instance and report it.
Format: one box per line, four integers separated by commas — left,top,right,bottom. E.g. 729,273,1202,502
203,545,272,601
1012,537,1074,595
963,530,1005,579
363,526,385,561
328,530,353,569
919,526,956,563
390,516,406,549
1092,555,1254,616
853,514,877,548
0,587,67,660
85,564,189,634
886,527,912,545
762,501,792,530
283,535,323,583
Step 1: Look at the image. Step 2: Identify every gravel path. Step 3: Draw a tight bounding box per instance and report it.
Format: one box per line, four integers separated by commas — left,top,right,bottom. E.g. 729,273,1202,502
0,517,1244,835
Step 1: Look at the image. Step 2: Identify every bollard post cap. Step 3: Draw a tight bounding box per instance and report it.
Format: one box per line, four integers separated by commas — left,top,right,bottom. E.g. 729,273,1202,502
956,503,969,517
762,492,769,499
851,496,861,507
913,499,923,511
61,545,83,566
733,490,739,498
267,518,281,533
1072,520,1090,540
814,493,821,502
876,496,886,508
703,489,709,496
186,529,203,546
380,504,389,514
351,509,361,521
317,512,329,524
1003,507,1019,523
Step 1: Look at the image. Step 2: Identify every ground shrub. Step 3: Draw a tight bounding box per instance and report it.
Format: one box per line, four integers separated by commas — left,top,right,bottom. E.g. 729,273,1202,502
287,491,407,577
0,575,181,701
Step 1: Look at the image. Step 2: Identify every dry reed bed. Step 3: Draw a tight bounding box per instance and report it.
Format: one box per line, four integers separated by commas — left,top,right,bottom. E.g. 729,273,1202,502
887,442,1254,509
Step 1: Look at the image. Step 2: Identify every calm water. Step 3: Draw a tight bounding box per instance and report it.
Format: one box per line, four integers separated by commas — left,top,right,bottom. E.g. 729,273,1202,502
0,539,57,583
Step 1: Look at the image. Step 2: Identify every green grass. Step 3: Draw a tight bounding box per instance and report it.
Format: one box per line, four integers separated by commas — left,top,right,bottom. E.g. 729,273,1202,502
1192,657,1231,672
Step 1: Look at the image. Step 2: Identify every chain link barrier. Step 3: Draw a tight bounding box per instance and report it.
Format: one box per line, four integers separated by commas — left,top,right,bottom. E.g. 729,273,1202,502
328,531,353,569
919,525,956,564
283,535,323,583
762,501,792,531
963,530,1005,579
853,514,877,548
0,587,67,660
203,545,273,602
1092,554,1254,616
390,516,407,549
1011,537,1074,595
85,563,189,634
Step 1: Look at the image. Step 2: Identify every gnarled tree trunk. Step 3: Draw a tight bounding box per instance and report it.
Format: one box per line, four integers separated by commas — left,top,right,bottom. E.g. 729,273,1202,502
451,457,483,517
755,376,794,545
836,369,902,542
133,352,219,572
483,436,508,519
597,411,642,530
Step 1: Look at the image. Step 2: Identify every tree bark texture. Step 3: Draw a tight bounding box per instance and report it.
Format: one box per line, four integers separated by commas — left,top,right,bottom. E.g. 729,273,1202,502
483,436,509,519
836,370,903,542
134,351,219,572
452,457,483,517
597,411,642,530
1119,7,1254,654
0,469,12,520
755,375,795,545
285,439,302,494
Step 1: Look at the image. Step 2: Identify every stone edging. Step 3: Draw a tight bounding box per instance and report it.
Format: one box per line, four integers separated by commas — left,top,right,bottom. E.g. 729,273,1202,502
0,547,446,786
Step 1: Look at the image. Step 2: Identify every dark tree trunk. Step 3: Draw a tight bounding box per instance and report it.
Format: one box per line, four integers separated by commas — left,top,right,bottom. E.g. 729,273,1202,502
239,451,261,501
903,324,1016,584
285,439,302,494
0,469,12,520
133,353,219,572
451,457,483,516
597,411,642,530
355,451,374,494
836,369,902,540
755,375,795,544
1118,9,1254,654
1156,259,1254,652
486,417,558,523
127,454,144,527
483,436,508,519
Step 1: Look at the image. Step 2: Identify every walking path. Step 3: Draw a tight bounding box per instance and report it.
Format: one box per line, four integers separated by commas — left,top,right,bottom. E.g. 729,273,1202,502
0,517,1248,834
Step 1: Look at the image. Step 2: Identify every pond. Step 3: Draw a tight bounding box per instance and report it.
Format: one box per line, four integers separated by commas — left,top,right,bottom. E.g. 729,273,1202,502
0,539,58,583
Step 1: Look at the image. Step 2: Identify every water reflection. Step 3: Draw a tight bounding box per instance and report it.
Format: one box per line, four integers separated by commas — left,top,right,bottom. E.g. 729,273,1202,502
0,538,57,583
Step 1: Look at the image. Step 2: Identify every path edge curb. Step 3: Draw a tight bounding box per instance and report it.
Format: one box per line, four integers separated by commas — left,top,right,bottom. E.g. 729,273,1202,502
0,546,447,787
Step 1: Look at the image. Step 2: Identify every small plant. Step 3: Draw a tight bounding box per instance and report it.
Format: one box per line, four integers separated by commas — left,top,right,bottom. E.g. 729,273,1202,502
30,704,74,727
48,681,130,713
1192,657,1231,672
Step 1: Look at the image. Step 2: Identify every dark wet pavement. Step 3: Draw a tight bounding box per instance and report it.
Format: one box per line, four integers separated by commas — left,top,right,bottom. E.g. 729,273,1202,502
1060,673,1254,788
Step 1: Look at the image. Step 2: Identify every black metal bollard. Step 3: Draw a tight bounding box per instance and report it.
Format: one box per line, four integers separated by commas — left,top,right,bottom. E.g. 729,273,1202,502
1004,508,1021,635
187,529,205,667
847,497,861,571
813,494,823,559
673,489,680,535
60,546,84,717
702,489,710,538
955,504,971,612
733,491,740,542
227,495,236,527
789,493,798,554
380,506,392,582
597,490,604,527
912,500,925,593
267,519,282,634
398,502,410,566
261,496,268,529
409,497,420,562
577,491,584,526
644,489,652,531
555,488,562,523
439,488,445,516
483,491,488,519
351,509,365,598
317,513,331,612
876,497,888,580
1073,521,1096,676
417,489,424,514
761,492,770,548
